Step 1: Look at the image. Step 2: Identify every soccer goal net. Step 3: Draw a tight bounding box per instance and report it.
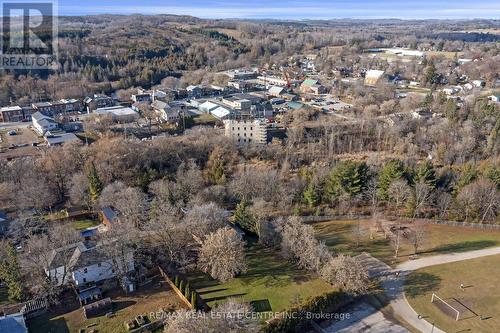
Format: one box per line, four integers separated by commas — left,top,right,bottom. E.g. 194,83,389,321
431,293,460,321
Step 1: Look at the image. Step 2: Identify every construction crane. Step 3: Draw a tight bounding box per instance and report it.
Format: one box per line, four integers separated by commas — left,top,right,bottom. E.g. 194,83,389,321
282,68,291,89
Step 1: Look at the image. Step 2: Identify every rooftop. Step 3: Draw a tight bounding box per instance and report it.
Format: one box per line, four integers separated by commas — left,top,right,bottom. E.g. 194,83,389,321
0,105,22,112
94,105,137,117
46,133,81,146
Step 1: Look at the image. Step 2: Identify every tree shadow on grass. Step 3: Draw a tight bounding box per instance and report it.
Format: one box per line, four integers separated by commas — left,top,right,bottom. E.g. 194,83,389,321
426,240,498,255
28,315,70,333
405,272,441,298
198,288,228,295
250,299,272,312
113,300,137,312
204,293,247,303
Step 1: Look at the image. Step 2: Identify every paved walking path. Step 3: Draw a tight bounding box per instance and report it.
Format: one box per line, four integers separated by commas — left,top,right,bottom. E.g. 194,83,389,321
381,246,500,333
323,302,409,333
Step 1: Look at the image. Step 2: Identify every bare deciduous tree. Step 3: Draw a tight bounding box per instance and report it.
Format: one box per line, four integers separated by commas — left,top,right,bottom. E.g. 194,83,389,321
351,219,370,247
143,201,195,270
388,179,411,215
68,172,92,210
164,300,258,333
280,217,332,272
198,227,247,282
184,203,226,241
411,181,433,218
98,182,147,227
21,224,80,303
409,222,427,255
320,254,369,295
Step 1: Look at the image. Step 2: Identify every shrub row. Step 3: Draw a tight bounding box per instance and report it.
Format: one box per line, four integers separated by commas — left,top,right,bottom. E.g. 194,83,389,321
173,275,199,310
263,291,347,333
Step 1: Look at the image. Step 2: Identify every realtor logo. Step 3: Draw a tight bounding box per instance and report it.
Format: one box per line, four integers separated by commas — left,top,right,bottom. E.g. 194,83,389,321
1,1,58,69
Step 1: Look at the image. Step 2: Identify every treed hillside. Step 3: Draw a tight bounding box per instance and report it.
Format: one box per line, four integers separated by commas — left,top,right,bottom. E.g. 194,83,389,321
0,15,498,105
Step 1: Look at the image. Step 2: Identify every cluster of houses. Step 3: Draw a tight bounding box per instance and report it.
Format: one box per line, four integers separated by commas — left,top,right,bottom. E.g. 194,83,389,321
0,99,81,123
0,206,134,333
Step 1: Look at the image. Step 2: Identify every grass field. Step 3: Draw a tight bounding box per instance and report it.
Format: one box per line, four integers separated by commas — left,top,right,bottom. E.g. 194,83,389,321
426,51,464,59
314,220,500,265
28,279,186,333
72,218,100,231
405,254,500,333
189,239,336,314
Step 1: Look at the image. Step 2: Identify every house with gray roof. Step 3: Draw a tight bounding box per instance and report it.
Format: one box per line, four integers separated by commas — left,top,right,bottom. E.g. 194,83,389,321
47,240,134,289
32,112,59,135
0,314,27,333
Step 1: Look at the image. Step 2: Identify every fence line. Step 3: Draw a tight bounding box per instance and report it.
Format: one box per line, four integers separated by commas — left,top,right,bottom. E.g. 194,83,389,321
158,267,193,310
298,214,500,230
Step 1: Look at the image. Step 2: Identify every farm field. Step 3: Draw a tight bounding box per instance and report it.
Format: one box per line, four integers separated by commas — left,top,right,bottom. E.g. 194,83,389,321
189,239,336,315
313,219,500,265
405,254,500,333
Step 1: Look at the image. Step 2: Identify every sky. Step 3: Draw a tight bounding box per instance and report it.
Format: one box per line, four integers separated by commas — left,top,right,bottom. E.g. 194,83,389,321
52,0,500,19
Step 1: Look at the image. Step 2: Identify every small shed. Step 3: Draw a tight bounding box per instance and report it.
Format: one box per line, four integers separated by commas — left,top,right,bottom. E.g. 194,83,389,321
83,297,112,319
78,286,103,306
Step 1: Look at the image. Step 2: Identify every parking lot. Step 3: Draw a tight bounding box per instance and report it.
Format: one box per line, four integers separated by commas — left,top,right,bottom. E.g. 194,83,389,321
0,126,42,159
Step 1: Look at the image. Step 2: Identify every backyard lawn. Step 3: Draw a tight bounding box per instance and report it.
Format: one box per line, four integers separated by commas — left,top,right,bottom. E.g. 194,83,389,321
314,219,500,265
188,239,336,315
405,254,500,333
27,278,186,333
71,218,100,231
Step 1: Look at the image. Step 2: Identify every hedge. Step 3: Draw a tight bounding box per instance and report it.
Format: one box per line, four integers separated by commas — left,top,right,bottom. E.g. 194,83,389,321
263,291,347,333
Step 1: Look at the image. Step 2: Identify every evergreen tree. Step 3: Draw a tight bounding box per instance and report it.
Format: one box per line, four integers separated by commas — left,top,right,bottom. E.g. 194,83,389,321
88,162,103,204
303,182,319,209
207,148,228,185
444,99,459,122
421,91,434,109
415,161,437,189
179,280,184,294
0,244,24,302
455,163,477,193
377,160,405,201
325,161,369,201
191,291,197,309
425,63,438,84
234,200,256,233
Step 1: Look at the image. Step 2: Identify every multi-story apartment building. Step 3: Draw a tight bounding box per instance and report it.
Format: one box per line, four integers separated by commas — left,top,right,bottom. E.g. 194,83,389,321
224,118,268,144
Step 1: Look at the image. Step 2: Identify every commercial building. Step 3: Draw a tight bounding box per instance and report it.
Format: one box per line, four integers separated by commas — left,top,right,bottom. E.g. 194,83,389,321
94,106,139,123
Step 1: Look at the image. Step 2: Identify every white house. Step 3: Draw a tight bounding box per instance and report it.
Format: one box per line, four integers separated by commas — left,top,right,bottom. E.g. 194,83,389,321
32,112,58,135
488,94,500,103
472,80,485,88
364,70,385,86
47,241,134,288
186,85,202,99
151,100,181,123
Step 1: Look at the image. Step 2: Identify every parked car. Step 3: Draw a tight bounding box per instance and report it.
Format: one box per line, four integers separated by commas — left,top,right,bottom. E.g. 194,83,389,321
7,130,17,135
